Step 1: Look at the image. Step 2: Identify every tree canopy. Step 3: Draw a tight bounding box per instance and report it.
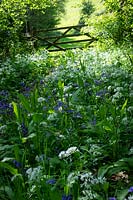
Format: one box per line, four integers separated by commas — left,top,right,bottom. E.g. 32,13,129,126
85,0,133,47
0,0,65,57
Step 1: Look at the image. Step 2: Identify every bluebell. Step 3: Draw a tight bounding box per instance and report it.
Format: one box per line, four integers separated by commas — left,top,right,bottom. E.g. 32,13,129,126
46,179,56,185
62,194,72,200
128,186,133,192
109,198,116,200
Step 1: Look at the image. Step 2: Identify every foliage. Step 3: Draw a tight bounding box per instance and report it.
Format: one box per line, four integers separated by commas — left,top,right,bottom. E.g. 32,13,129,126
85,0,133,47
0,0,65,58
27,0,66,31
79,0,95,25
0,48,133,199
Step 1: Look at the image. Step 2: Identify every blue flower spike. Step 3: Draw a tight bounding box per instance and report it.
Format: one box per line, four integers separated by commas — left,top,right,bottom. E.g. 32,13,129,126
109,198,116,200
13,160,22,168
128,186,133,193
62,194,72,200
46,179,56,185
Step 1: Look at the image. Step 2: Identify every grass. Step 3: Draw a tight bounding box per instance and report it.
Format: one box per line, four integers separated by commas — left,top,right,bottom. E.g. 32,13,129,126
58,0,104,27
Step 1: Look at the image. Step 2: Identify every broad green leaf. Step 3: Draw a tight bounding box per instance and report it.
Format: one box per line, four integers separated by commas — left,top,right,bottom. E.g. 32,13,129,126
32,113,43,123
71,89,81,104
103,182,109,193
98,158,132,179
116,189,128,200
103,125,112,131
107,166,129,177
48,109,55,114
22,133,36,143
58,80,64,89
1,157,13,162
0,186,15,200
11,174,24,182
0,144,14,151
14,145,20,161
12,102,19,120
121,99,128,115
0,162,18,175
98,164,113,178
119,157,133,168
18,93,31,112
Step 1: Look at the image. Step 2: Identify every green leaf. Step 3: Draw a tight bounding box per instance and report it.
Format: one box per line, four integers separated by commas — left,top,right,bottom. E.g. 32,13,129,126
71,89,81,104
32,113,43,123
12,102,19,120
14,145,20,161
49,157,60,166
0,186,15,200
103,182,109,193
58,80,64,89
22,133,36,143
98,158,132,178
18,93,31,112
0,144,14,151
119,157,133,169
116,189,128,200
98,164,113,178
1,157,13,162
121,99,128,115
0,162,18,175
49,190,62,200
103,125,112,131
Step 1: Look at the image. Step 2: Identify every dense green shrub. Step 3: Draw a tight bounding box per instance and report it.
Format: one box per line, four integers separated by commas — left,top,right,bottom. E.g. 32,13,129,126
0,0,65,58
27,0,66,31
79,0,95,25
85,0,133,47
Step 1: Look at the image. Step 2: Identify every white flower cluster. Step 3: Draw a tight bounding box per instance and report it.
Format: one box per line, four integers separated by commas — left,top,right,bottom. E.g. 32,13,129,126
67,171,106,200
37,97,45,103
80,172,106,185
79,172,106,199
125,196,133,200
89,144,102,156
67,172,79,187
35,154,45,162
26,166,42,181
58,147,79,159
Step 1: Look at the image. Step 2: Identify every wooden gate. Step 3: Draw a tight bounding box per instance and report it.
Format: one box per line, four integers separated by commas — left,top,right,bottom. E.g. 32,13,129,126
25,24,97,52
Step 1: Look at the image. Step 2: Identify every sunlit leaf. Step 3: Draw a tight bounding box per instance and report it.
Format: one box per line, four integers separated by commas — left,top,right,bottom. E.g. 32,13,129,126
121,99,128,115
0,162,18,175
12,102,19,120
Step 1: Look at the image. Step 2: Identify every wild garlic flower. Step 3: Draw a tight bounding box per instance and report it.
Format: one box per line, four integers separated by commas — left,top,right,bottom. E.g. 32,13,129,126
67,172,80,187
37,97,45,103
108,86,112,91
58,147,79,159
26,166,42,181
58,151,66,159
125,196,133,200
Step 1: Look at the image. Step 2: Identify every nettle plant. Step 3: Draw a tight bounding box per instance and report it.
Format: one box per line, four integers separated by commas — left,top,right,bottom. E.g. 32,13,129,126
0,48,132,199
